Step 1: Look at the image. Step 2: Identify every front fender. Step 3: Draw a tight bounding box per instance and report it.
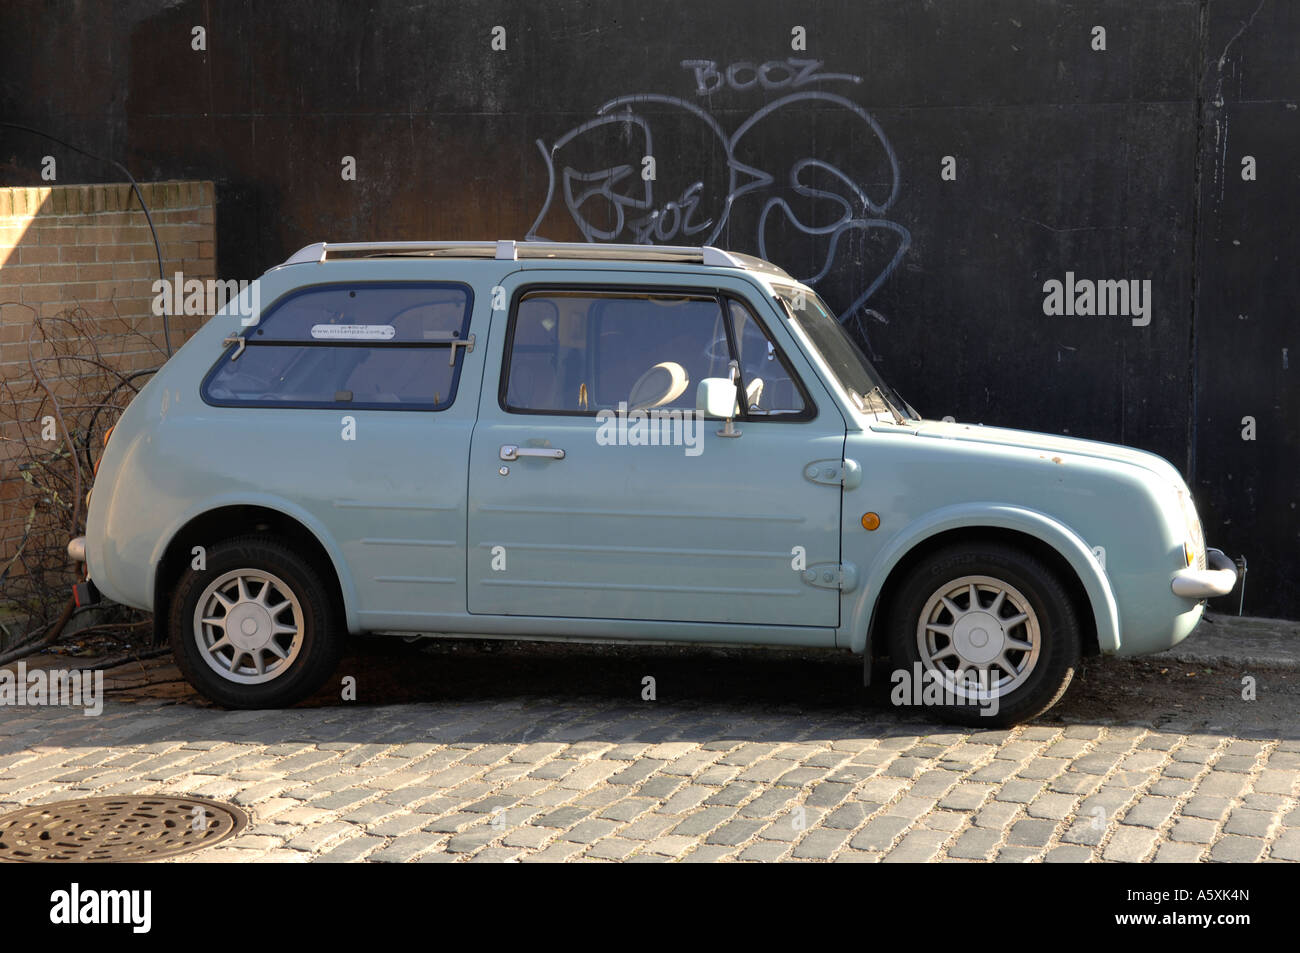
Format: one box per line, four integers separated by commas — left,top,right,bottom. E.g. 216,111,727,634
845,502,1121,656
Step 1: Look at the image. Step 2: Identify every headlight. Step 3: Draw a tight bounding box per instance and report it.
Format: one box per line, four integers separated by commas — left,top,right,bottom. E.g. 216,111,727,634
1177,489,1206,569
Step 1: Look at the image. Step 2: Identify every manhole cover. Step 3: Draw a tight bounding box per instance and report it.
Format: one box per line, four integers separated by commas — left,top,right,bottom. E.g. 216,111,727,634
0,796,248,862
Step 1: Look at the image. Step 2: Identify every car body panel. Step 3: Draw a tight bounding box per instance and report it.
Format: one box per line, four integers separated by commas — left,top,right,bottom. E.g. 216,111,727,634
465,269,848,626
840,500,1122,655
835,422,1205,657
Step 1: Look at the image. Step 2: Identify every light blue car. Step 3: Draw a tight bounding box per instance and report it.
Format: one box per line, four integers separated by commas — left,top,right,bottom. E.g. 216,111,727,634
69,241,1238,725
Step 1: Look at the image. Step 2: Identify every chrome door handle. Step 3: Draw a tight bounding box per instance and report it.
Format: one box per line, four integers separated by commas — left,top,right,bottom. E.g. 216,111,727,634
500,444,565,461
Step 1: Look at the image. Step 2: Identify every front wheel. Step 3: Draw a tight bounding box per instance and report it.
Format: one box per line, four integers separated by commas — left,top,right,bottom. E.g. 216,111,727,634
886,544,1081,727
169,536,343,708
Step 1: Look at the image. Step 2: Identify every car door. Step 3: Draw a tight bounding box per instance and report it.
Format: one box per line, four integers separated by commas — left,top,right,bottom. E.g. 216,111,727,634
466,271,848,628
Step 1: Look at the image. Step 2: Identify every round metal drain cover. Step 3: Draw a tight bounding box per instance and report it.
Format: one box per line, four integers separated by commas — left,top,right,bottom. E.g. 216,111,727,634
0,796,248,863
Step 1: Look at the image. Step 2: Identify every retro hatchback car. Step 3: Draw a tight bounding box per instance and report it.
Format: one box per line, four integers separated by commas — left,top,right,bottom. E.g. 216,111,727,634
70,240,1238,725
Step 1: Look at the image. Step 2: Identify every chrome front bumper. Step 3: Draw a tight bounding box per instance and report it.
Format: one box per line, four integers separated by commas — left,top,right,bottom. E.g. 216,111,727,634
1171,548,1238,599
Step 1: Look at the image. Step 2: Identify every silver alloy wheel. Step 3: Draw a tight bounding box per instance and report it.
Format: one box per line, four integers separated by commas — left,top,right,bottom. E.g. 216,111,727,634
915,574,1042,701
192,569,305,685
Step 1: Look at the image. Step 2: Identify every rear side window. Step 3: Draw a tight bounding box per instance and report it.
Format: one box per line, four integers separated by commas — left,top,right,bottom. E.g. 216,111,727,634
202,283,472,410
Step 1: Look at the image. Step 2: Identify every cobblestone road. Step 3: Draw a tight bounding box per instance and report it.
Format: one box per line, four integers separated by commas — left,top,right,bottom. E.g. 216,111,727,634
1,642,1297,862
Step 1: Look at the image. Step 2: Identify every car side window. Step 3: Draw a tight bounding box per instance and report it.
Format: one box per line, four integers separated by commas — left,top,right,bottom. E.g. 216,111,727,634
503,289,811,418
727,298,807,416
504,291,732,414
202,283,472,410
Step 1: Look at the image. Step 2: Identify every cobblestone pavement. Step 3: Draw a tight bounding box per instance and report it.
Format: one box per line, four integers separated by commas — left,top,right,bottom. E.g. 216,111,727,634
1,642,1298,863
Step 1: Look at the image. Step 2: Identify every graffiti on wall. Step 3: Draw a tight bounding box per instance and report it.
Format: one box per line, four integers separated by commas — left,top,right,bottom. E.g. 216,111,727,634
525,58,911,350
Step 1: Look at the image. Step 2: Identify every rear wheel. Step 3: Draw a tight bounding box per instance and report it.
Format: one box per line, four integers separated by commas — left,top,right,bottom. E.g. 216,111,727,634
169,536,343,708
886,544,1080,727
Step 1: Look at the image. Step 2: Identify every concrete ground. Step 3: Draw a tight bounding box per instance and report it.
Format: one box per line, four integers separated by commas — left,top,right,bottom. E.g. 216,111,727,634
1155,612,1300,669
0,612,1296,863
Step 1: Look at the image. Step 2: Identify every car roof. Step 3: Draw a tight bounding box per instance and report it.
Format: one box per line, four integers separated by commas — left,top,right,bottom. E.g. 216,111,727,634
279,240,794,281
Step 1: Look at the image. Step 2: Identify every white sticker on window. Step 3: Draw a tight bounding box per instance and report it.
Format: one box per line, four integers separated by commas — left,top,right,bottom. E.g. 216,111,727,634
310,324,395,341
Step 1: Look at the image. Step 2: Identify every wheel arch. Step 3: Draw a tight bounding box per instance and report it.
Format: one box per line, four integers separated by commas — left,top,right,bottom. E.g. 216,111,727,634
849,504,1119,661
151,501,356,643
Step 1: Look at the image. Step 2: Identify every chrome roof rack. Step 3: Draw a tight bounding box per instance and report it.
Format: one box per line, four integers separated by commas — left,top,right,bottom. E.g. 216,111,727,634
280,240,791,278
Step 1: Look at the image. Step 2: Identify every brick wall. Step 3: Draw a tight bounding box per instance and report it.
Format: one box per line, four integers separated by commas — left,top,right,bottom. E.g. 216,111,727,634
0,180,215,594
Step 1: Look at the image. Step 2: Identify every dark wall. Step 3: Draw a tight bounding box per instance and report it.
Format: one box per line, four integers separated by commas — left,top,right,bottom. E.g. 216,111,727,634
2,1,1296,618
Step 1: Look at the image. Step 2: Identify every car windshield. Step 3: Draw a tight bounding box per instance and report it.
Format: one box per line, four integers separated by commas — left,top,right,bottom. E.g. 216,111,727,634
774,285,915,422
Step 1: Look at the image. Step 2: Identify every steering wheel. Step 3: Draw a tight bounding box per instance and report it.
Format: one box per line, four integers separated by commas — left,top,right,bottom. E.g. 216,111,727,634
704,335,730,364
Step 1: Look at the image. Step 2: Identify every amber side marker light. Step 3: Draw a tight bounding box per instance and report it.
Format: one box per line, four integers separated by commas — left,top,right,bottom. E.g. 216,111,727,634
93,425,115,477
861,512,881,531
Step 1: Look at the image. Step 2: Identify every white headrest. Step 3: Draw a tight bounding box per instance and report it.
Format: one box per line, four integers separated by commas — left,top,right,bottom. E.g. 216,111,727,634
627,361,689,411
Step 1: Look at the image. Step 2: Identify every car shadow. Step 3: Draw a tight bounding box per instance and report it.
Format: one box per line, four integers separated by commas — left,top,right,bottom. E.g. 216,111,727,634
84,636,1300,747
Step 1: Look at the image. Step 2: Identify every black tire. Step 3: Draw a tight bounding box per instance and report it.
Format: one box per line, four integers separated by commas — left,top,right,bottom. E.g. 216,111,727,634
168,536,343,708
886,543,1080,727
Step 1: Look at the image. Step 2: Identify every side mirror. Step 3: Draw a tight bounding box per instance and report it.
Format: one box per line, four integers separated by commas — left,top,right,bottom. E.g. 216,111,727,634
696,378,742,438
697,378,738,418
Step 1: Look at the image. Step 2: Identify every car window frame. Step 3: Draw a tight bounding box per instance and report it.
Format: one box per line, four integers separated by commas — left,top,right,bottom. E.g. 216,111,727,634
498,282,817,422
200,280,475,412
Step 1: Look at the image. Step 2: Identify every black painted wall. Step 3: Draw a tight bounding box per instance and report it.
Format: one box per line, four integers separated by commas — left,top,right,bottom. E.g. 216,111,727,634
2,1,1296,618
